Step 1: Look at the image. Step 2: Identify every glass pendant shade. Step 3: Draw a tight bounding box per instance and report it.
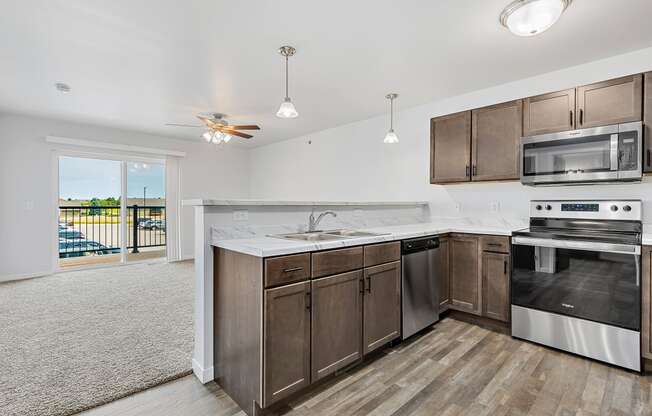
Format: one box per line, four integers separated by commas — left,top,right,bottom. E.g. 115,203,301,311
202,131,212,142
222,134,232,143
276,97,299,118
501,0,570,37
384,129,399,144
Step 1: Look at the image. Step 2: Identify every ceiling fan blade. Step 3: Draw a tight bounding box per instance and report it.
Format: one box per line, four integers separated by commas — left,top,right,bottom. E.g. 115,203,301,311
165,123,203,128
222,125,261,130
217,127,252,139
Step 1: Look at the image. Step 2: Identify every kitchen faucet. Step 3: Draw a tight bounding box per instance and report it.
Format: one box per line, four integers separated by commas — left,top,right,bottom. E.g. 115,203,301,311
308,210,337,232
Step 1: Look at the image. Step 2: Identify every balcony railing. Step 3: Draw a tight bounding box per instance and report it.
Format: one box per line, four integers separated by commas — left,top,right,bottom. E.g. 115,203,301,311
59,205,166,258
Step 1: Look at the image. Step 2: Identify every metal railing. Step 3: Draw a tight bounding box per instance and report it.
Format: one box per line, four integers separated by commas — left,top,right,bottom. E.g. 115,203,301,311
58,205,166,258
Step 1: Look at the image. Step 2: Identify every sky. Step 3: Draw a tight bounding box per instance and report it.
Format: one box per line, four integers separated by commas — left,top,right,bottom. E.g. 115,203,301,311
59,156,165,200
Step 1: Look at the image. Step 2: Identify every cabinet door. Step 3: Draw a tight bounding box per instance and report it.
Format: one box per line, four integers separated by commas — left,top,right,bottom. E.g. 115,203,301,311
263,282,311,406
642,246,652,359
482,252,510,322
430,111,471,184
311,271,363,381
576,75,643,129
437,237,450,311
450,235,481,315
523,89,576,136
471,100,522,181
363,261,401,355
644,72,652,173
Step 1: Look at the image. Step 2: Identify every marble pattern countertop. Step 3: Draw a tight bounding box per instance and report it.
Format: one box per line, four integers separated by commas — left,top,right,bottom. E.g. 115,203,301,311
212,221,527,258
182,199,429,207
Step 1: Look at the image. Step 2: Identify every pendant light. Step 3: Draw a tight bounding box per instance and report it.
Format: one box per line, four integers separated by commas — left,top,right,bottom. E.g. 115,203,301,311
276,46,299,118
383,93,399,144
500,0,572,37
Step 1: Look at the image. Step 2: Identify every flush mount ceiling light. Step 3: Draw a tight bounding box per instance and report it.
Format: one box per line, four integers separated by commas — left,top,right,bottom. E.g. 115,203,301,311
383,93,399,144
276,46,299,119
500,0,572,37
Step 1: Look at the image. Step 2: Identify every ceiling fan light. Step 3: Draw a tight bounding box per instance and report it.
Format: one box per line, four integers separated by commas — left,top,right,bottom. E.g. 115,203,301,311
384,129,399,144
276,97,299,119
500,0,571,37
223,134,232,143
202,131,213,142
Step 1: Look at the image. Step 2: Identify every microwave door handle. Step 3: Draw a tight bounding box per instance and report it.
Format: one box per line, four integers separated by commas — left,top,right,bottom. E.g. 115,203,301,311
512,236,641,255
610,134,619,171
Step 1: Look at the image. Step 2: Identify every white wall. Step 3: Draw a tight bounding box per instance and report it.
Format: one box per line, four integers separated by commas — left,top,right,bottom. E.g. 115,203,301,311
0,114,250,280
249,46,652,222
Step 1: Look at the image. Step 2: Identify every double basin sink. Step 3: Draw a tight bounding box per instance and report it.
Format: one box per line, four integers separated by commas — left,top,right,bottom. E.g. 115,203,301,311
271,229,388,242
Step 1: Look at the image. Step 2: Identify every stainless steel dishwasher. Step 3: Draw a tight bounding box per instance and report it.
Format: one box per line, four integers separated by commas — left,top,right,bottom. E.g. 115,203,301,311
401,235,440,340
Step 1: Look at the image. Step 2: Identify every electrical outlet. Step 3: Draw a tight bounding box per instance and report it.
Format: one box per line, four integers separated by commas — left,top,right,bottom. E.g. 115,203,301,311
233,210,248,221
490,202,500,212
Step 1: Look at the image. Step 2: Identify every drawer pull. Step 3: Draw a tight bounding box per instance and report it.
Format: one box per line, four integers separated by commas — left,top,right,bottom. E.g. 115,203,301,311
487,243,502,247
283,267,303,273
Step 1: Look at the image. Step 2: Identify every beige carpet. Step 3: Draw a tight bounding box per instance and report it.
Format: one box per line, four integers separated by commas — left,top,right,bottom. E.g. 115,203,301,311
0,261,194,416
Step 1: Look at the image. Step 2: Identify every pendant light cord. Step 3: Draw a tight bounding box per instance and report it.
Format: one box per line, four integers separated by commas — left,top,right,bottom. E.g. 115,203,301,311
285,55,289,99
390,96,394,130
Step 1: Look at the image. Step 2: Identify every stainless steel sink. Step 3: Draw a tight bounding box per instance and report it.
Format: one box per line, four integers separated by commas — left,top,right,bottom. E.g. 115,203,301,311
270,229,387,242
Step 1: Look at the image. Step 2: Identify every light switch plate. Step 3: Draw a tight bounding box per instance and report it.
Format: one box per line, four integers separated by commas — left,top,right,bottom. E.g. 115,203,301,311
233,210,248,221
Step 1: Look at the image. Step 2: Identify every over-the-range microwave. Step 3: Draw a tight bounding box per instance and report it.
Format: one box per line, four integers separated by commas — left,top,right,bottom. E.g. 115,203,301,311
520,121,642,186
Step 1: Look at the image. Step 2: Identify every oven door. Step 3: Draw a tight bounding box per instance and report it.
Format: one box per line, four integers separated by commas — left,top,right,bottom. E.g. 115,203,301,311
511,237,640,331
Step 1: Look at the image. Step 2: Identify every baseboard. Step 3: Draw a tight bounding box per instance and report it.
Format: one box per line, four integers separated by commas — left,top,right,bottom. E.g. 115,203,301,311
0,270,52,283
192,359,214,384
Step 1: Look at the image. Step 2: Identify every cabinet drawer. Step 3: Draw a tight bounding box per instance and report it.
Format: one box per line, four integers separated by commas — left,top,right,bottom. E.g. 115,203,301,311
364,242,400,267
264,253,311,288
312,247,363,278
481,235,510,254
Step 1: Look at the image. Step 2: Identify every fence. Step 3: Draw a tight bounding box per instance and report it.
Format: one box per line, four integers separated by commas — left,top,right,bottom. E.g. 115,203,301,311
58,205,166,258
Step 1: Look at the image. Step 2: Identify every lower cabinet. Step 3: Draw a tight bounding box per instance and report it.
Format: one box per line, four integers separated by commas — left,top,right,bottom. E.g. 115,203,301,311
311,270,363,381
263,281,311,406
450,235,481,315
437,237,450,311
642,246,652,359
481,251,510,322
362,261,401,354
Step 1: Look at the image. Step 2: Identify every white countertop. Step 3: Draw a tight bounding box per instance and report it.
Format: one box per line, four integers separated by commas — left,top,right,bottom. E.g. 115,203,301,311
182,199,429,207
212,221,526,257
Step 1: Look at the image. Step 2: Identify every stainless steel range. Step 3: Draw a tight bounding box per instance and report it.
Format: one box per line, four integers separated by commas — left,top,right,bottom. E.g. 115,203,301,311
511,200,642,371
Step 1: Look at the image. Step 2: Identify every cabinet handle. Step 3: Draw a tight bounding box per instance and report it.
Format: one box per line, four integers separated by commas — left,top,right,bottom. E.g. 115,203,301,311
570,110,573,127
579,109,583,126
366,276,372,293
283,267,303,273
306,291,311,310
465,165,470,177
647,149,650,167
359,278,365,294
504,260,508,274
472,165,477,176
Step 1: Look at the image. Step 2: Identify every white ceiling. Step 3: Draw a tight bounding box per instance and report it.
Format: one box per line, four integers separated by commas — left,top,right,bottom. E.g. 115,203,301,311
2,0,652,147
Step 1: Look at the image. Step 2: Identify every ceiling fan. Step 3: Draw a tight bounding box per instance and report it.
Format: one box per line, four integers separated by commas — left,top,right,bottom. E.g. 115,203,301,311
166,113,261,144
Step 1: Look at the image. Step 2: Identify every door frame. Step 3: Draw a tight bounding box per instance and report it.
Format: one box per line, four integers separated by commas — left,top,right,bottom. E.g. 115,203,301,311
52,149,167,272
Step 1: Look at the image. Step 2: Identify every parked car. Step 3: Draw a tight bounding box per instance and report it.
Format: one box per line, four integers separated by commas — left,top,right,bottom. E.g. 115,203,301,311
59,229,85,240
59,239,120,258
139,219,166,230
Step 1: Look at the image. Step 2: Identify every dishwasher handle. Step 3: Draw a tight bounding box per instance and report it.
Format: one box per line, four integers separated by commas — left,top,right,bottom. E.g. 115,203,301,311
402,236,440,255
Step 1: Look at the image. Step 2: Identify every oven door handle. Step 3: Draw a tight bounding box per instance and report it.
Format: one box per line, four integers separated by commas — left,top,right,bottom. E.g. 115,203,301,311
512,236,641,255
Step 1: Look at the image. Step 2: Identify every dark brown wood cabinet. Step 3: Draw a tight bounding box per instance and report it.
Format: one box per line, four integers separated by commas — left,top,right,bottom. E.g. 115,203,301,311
430,111,472,184
644,72,652,173
312,247,363,278
523,89,576,136
264,253,310,288
310,271,363,381
449,235,481,315
263,281,311,406
481,252,510,322
642,246,652,360
576,75,643,129
437,236,450,311
471,100,522,181
362,261,401,354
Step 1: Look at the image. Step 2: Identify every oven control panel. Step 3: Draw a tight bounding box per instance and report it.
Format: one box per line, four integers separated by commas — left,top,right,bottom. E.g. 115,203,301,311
530,200,641,221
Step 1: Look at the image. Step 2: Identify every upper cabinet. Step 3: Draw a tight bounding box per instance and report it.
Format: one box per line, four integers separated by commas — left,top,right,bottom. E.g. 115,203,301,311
644,72,652,173
576,75,643,129
430,111,472,184
471,100,522,181
523,89,575,136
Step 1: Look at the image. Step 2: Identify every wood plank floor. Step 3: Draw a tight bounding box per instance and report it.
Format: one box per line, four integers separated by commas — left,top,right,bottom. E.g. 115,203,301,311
80,317,652,416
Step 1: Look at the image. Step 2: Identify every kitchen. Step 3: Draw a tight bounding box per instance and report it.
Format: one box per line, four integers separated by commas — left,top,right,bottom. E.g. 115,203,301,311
186,9,652,413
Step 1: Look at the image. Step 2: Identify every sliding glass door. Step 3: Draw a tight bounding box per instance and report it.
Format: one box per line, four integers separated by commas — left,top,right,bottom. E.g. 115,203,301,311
57,155,166,269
